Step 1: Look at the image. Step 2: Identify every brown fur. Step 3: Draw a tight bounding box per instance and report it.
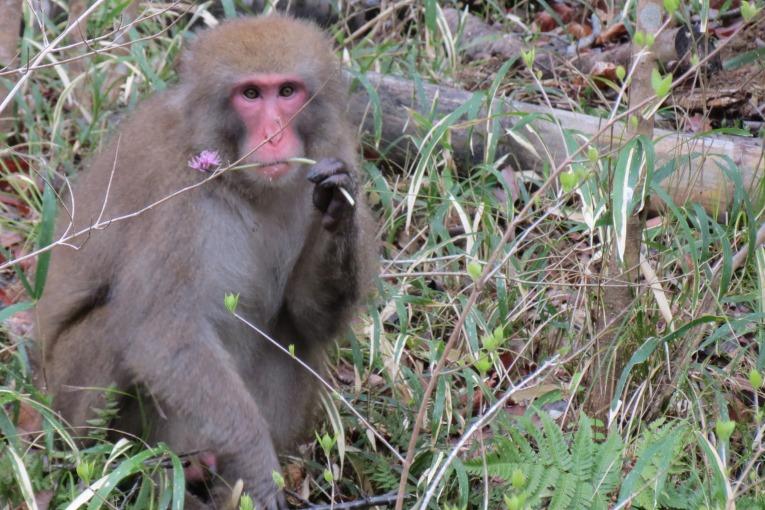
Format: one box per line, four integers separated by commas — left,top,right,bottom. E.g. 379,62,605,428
35,15,375,509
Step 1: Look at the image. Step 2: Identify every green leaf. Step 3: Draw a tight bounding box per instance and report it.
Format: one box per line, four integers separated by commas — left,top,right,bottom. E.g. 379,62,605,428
272,470,285,489
539,411,572,471
617,428,682,504
33,180,58,299
405,91,483,231
473,355,492,374
239,495,254,510
591,431,623,494
696,432,733,505
749,369,764,389
87,449,157,510
651,68,662,93
221,0,236,18
424,0,437,33
611,315,720,412
611,140,641,262
651,67,672,97
521,48,535,68
170,452,185,510
663,0,680,14
224,292,239,313
715,420,735,442
571,415,594,480
467,261,482,281
742,1,761,21
511,468,526,490
452,458,470,508
549,472,575,510
6,446,37,510
0,302,33,322
560,170,578,193
724,46,765,70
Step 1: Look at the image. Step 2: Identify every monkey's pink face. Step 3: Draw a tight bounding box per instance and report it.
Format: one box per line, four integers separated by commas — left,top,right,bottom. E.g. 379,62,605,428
231,74,308,178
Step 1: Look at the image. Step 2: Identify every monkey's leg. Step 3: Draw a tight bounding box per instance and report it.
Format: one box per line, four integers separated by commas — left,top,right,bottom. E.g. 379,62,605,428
43,310,128,439
121,322,287,510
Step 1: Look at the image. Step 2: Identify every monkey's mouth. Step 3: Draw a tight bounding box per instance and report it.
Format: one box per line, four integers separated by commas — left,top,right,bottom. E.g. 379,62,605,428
256,162,291,178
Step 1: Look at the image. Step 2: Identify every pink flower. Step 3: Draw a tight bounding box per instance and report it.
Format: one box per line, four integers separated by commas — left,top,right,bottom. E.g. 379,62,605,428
188,150,221,172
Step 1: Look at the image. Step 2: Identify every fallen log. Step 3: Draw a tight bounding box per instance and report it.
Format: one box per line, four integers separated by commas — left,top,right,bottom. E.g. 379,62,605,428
348,71,764,213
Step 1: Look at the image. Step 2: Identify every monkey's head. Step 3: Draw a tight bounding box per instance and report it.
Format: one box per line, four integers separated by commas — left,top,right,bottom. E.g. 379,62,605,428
178,15,347,184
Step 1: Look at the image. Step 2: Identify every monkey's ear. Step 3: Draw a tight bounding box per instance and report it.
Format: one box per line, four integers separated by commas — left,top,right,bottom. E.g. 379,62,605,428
174,29,206,78
174,37,196,77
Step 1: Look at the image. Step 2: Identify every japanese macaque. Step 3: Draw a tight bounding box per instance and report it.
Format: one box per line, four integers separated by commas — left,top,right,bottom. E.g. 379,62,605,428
35,15,375,509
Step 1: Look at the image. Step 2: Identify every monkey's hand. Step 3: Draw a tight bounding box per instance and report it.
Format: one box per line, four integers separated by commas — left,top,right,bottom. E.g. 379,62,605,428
307,158,357,231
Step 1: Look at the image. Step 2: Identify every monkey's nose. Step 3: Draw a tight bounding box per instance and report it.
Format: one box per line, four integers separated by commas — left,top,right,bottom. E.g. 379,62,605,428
264,119,284,145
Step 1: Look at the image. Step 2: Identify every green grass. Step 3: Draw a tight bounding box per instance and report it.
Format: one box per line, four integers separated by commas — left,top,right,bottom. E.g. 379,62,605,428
2,2,765,509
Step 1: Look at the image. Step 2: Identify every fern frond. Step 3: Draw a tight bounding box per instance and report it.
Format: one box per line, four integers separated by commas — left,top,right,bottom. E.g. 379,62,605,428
592,430,623,494
571,414,594,480
508,427,536,463
527,465,560,505
540,412,573,472
548,472,575,510
464,459,525,480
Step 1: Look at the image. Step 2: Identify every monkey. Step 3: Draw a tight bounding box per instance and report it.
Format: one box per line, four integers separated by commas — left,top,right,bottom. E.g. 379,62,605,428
34,15,376,509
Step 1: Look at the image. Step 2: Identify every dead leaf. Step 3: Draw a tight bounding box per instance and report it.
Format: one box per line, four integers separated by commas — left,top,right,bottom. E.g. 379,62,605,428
0,193,32,217
683,113,713,133
510,383,562,403
595,22,627,45
590,61,620,82
16,401,42,435
567,22,593,39
285,463,304,491
4,308,34,338
711,20,744,39
552,2,575,22
710,0,739,8
0,231,22,248
493,165,521,203
535,12,557,32
334,363,354,385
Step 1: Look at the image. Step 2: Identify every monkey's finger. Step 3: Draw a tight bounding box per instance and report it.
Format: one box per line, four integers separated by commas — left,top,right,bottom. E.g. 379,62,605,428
318,173,357,196
306,157,345,183
312,184,333,213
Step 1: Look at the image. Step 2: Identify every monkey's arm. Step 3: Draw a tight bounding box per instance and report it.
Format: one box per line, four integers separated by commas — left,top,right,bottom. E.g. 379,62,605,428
280,158,375,343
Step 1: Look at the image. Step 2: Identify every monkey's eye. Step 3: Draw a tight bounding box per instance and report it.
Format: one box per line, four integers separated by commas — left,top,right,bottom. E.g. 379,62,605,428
279,84,295,97
242,87,260,100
